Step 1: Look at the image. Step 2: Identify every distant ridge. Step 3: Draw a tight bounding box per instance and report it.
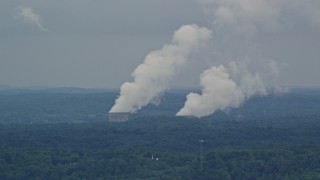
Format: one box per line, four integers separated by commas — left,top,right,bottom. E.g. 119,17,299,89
0,85,16,90
0,86,110,94
0,85,319,95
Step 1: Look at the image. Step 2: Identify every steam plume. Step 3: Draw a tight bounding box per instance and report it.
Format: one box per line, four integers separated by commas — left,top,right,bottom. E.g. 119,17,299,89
110,24,212,113
176,61,274,118
15,5,49,32
197,0,320,33
175,0,311,118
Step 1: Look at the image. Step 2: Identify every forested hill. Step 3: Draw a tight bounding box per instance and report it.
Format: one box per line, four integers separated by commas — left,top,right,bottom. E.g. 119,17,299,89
0,87,319,123
0,88,320,179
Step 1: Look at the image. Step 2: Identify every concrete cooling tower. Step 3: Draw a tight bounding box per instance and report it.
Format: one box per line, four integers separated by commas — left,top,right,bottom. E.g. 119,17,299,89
108,112,129,122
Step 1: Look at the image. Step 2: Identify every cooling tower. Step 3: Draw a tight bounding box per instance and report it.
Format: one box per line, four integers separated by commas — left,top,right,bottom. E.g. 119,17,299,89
108,112,129,122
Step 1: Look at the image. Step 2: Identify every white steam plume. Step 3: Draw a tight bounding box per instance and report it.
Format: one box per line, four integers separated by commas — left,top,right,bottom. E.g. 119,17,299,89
177,61,276,118
110,24,212,113
197,0,320,33
14,5,49,32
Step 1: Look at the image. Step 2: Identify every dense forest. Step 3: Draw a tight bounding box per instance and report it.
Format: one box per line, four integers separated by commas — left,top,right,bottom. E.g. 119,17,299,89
0,88,320,179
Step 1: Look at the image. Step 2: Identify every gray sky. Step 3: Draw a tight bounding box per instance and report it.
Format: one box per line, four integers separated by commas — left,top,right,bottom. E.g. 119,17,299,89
1,0,319,88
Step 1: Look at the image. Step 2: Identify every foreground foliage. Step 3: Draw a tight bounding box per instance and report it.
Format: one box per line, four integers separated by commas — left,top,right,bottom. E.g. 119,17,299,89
0,88,320,179
1,116,320,179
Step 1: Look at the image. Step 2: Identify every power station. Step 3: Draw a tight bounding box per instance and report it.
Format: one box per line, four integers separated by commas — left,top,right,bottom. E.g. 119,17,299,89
108,112,129,122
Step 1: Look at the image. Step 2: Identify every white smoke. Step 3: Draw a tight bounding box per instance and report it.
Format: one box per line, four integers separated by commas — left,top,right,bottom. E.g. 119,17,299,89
110,24,212,113
196,0,320,33
14,5,49,32
176,61,276,118
175,0,314,118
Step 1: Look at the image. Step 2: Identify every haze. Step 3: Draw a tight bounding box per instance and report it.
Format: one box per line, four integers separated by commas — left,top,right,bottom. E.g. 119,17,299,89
1,0,319,88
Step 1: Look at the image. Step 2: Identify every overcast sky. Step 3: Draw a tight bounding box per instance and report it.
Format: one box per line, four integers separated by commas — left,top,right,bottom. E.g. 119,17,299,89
1,0,319,88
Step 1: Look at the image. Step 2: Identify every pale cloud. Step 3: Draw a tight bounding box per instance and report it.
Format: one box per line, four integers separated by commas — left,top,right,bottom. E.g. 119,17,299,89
197,0,320,34
14,5,48,32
